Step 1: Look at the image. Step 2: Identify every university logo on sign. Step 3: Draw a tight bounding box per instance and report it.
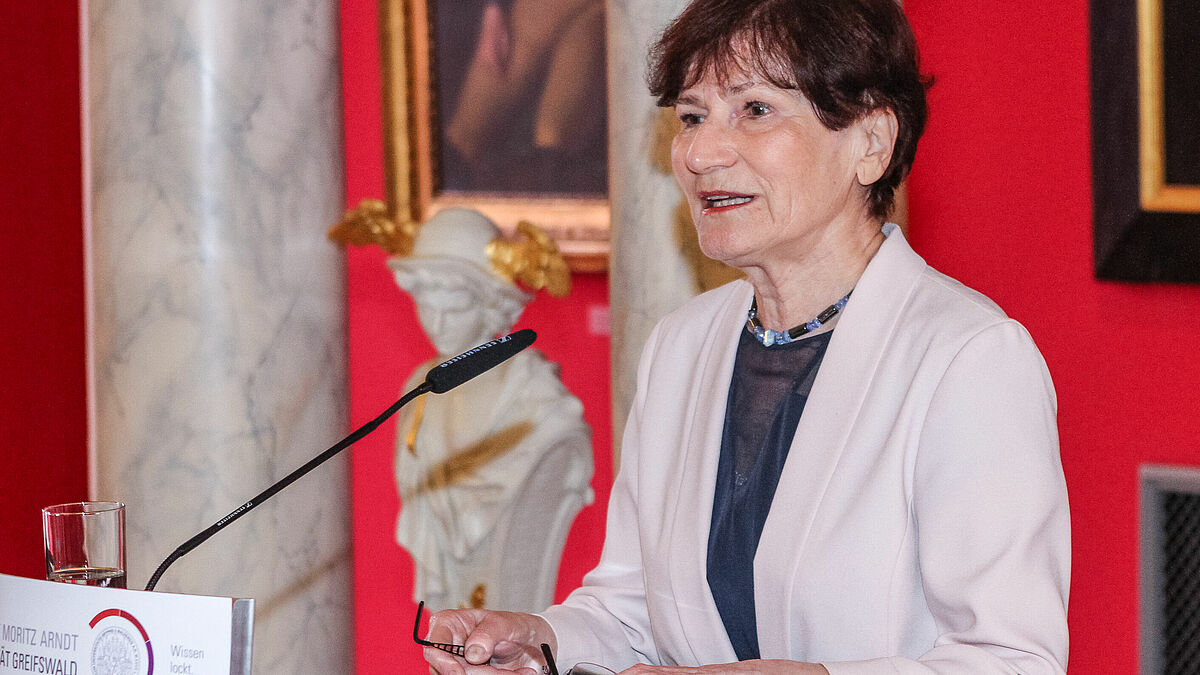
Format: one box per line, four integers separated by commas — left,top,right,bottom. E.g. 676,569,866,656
89,609,153,675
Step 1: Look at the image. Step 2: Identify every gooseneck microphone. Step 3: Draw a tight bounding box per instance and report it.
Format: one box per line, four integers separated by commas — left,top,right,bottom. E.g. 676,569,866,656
425,328,536,393
143,328,537,592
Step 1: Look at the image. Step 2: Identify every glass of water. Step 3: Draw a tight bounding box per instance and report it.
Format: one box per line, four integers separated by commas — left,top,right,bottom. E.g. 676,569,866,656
42,501,126,588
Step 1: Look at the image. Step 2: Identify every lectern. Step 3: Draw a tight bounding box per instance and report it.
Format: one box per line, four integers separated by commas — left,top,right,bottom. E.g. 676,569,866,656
0,573,252,675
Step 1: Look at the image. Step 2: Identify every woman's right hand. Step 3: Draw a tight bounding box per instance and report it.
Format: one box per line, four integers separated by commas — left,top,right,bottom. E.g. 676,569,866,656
424,608,555,674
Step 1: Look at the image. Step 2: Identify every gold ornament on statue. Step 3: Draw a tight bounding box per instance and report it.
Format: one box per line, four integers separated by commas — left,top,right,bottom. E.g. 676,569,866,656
327,198,418,256
487,221,571,298
330,204,569,298
467,584,487,609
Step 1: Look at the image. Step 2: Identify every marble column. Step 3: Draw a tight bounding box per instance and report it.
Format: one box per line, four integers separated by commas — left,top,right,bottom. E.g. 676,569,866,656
607,0,741,459
85,1,350,673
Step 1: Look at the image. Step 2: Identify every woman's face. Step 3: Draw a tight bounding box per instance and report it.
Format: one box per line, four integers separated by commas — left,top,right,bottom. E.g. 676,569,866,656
670,68,873,271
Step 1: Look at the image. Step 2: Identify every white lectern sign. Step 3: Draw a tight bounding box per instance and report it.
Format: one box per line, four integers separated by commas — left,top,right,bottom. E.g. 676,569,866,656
0,573,252,675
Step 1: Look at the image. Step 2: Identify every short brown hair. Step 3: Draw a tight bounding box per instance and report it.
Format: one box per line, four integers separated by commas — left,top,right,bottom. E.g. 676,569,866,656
648,0,930,219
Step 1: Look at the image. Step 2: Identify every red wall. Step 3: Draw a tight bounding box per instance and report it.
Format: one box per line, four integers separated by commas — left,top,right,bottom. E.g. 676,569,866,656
0,2,89,579
905,1,1200,671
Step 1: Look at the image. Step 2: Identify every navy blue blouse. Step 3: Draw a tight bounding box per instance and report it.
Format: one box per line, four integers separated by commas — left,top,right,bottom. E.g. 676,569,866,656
706,327,832,661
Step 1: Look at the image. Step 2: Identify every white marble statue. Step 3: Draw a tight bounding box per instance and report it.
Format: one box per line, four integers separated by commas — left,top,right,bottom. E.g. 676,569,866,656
389,208,593,613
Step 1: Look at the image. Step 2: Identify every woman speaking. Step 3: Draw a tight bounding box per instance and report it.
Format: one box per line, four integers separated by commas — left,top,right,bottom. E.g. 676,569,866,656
421,0,1070,672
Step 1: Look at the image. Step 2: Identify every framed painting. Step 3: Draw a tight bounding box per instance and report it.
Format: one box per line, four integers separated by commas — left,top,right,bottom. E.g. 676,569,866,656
1091,0,1200,282
380,0,610,272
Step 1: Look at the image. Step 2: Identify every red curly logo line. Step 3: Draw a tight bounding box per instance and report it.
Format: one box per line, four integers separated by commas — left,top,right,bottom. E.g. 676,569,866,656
90,609,154,675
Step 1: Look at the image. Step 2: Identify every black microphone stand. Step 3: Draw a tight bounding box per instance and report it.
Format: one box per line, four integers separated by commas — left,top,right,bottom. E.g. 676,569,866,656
144,380,432,591
142,328,535,592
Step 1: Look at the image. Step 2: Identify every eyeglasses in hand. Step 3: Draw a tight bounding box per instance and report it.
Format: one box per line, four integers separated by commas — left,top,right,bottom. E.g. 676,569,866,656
412,600,467,657
411,601,613,674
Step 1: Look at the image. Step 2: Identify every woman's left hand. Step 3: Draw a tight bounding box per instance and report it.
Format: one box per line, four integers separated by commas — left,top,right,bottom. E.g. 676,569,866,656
617,662,828,674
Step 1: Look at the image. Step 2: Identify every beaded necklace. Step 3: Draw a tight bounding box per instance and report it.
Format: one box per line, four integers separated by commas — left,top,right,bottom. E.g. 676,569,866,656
745,291,851,346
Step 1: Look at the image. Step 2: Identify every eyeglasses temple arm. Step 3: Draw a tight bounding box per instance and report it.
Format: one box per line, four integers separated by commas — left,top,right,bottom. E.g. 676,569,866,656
541,643,559,675
413,601,468,657
413,601,427,643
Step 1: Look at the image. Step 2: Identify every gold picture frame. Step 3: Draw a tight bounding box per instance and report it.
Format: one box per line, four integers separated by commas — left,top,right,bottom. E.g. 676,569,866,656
1091,0,1200,282
1136,0,1200,213
378,0,610,273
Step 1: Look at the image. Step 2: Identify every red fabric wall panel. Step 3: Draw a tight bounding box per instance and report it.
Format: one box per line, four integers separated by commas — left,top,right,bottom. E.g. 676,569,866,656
0,2,89,579
906,1,1200,670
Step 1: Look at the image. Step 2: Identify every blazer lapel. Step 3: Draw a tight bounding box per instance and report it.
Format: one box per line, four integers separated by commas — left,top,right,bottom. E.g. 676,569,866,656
663,280,753,664
753,225,927,657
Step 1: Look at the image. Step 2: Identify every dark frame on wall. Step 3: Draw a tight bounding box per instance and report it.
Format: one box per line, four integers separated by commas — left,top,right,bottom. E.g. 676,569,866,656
1090,0,1200,282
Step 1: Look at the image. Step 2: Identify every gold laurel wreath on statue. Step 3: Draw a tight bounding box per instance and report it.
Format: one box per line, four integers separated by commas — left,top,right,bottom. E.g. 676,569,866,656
329,204,570,297
487,221,571,298
327,198,417,256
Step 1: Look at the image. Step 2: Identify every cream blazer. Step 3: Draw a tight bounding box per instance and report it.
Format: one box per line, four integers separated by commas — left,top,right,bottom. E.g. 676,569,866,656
542,225,1070,674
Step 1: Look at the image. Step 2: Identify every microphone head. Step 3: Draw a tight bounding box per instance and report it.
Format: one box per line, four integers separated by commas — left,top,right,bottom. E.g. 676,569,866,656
423,328,537,394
